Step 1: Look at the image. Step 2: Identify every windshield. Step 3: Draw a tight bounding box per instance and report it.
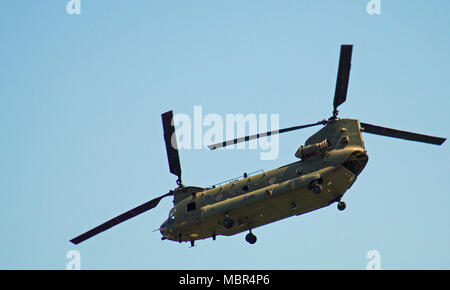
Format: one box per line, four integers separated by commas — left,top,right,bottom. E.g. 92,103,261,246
168,208,176,223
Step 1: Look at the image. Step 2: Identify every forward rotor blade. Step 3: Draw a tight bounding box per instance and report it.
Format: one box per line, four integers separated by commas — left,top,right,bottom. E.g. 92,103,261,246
333,44,353,113
70,192,173,245
162,111,182,182
207,120,327,150
360,122,446,146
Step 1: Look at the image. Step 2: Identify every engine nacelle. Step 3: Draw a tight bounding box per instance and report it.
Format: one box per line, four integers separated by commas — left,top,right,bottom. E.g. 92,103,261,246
295,139,331,160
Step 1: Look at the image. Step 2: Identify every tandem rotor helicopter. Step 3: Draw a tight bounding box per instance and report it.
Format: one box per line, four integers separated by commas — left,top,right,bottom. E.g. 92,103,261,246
71,44,446,247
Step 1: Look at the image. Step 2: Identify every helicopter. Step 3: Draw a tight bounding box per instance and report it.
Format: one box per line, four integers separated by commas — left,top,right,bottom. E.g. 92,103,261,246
70,44,446,247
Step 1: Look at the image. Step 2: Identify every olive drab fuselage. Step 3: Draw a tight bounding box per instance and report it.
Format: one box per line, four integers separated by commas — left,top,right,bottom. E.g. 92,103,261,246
160,118,369,243
70,44,445,247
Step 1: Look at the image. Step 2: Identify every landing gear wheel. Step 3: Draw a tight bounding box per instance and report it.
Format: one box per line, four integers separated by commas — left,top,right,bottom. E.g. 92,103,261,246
245,231,257,244
337,201,346,211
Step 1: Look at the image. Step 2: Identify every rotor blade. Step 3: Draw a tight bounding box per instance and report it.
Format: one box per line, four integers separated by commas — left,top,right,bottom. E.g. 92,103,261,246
70,191,173,245
207,120,327,150
162,111,182,181
333,44,353,113
360,122,446,146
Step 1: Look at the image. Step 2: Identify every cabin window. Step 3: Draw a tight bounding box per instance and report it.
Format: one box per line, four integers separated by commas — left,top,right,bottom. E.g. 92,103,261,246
187,202,196,212
242,185,249,192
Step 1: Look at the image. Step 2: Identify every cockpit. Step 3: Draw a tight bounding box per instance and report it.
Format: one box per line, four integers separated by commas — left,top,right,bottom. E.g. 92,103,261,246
168,208,176,223
160,207,176,238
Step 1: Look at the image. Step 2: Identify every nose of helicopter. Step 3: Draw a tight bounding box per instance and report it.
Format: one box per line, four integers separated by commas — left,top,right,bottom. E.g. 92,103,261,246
159,219,168,238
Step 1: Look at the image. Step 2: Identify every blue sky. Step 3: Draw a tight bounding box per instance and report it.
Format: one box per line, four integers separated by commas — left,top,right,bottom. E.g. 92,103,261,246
1,1,449,269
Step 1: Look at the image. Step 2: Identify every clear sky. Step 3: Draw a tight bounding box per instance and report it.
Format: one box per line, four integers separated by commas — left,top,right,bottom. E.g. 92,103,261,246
1,1,449,269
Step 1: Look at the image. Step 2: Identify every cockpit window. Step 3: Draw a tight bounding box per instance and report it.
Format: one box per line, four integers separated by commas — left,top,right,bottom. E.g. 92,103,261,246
169,208,176,220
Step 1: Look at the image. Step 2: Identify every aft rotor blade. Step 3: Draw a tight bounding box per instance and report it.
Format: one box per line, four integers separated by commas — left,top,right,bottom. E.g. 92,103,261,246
162,111,182,182
333,44,353,114
360,122,446,145
70,192,173,245
207,120,327,150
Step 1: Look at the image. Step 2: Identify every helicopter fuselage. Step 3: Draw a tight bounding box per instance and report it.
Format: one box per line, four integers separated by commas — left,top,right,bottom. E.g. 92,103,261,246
70,44,445,247
160,118,369,244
